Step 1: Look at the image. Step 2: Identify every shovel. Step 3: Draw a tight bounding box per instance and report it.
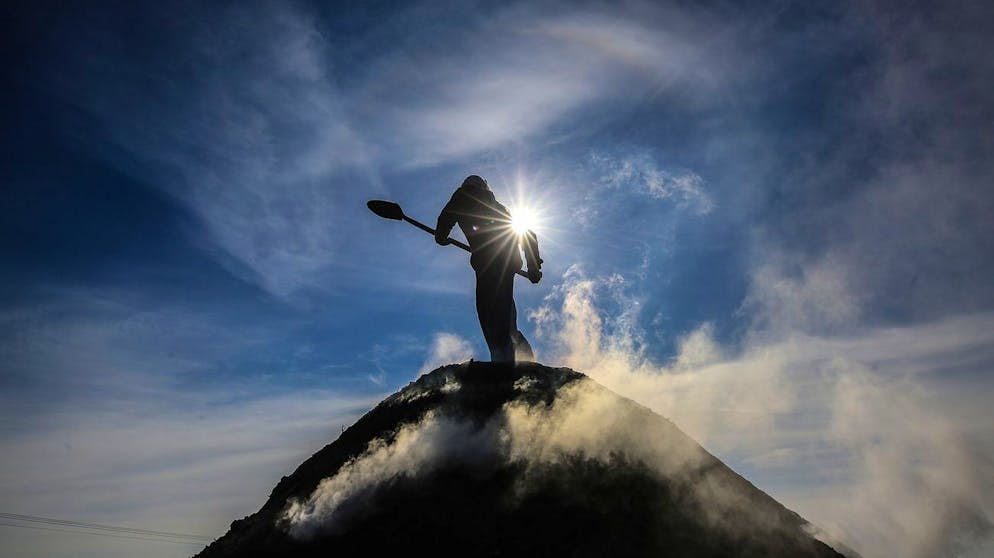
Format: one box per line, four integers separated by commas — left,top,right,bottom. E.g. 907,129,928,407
367,200,528,279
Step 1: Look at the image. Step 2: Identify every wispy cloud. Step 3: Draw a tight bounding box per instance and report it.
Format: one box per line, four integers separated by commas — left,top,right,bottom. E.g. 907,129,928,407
349,4,746,168
589,151,713,215
55,1,746,300
0,389,375,556
0,288,262,397
0,287,380,557
61,4,366,299
531,9,741,94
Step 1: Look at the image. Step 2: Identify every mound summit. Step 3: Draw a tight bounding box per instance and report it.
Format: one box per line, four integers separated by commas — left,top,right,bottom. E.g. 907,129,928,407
197,362,844,557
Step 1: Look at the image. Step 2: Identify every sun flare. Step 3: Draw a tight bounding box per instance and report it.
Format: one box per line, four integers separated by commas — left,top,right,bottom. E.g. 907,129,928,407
509,206,537,235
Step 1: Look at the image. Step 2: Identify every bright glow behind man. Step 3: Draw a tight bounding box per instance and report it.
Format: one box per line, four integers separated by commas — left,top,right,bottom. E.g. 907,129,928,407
509,206,537,235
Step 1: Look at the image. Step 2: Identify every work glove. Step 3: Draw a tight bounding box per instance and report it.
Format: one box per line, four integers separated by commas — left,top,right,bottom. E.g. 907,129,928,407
527,268,543,284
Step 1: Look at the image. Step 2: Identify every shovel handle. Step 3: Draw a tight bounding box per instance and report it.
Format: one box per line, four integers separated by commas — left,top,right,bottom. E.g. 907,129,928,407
403,216,471,252
402,216,528,279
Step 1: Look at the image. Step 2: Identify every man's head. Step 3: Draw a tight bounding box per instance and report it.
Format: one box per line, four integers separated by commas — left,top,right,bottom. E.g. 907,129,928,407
461,175,489,191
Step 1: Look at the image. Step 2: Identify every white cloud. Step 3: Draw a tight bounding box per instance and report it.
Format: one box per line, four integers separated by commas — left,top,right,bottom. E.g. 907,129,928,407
351,5,745,168
742,251,860,337
672,322,722,370
163,9,366,299
419,332,474,375
530,10,741,93
590,151,713,215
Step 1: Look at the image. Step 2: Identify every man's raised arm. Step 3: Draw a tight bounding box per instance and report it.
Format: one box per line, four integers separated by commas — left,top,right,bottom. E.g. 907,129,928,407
435,190,462,246
522,230,542,284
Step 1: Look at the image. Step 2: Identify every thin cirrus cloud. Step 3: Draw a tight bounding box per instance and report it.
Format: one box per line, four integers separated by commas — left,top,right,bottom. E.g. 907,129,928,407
0,388,377,558
63,0,788,311
589,151,713,215
61,2,736,300
0,287,270,395
0,287,383,557
60,3,365,299
356,7,742,168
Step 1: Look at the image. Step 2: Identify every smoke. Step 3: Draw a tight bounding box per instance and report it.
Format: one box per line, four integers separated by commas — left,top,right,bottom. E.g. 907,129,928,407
527,268,994,558
283,410,498,538
501,380,706,476
283,366,804,544
281,267,991,555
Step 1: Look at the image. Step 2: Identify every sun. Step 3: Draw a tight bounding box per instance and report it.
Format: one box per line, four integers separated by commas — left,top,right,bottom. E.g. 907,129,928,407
509,206,537,235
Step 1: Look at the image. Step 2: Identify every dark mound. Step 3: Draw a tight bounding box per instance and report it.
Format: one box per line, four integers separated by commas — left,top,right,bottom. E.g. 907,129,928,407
196,362,844,558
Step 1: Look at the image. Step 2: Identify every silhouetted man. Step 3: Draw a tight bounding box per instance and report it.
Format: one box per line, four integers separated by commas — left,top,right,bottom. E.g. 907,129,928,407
435,175,542,363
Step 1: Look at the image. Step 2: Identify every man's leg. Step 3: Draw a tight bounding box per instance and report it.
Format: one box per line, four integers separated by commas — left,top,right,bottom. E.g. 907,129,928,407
476,269,514,362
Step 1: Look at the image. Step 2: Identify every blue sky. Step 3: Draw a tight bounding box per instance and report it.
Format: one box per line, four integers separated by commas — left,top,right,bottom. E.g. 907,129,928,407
2,1,993,557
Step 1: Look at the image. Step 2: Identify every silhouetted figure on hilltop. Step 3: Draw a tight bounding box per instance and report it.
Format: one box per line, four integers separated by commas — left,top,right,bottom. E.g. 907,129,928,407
435,175,542,363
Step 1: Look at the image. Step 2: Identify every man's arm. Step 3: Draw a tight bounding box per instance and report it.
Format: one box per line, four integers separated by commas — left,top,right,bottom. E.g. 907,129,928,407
522,229,543,284
435,189,463,245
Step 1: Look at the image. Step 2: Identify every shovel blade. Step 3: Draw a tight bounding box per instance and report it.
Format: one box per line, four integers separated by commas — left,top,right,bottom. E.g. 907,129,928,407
367,200,405,220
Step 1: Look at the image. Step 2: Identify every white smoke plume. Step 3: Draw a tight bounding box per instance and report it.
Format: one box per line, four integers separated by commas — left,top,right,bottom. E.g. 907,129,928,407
283,369,804,543
283,410,499,538
281,267,991,556
528,268,994,558
276,259,994,555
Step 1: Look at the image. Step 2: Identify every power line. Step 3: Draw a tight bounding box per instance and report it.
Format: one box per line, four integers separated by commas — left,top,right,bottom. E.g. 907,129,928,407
0,512,214,544
0,522,204,545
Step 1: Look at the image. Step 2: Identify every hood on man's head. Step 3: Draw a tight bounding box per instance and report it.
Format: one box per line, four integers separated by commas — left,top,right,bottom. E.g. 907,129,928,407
462,175,490,191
